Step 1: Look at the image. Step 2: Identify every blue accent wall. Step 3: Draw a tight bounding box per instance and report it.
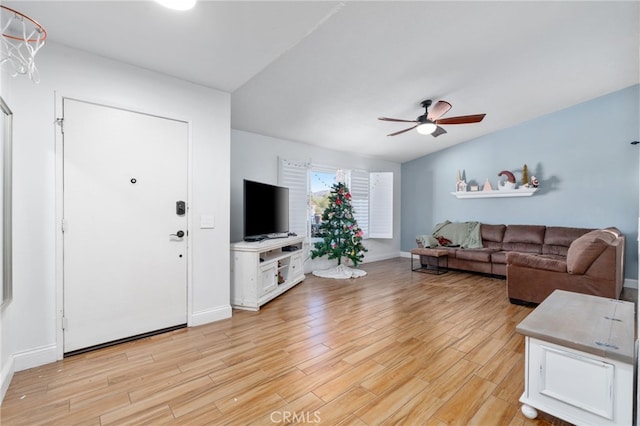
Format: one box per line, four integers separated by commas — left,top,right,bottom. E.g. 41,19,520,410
401,85,640,280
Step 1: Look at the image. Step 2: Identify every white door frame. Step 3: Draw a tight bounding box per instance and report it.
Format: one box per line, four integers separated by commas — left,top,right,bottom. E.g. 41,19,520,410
53,92,194,360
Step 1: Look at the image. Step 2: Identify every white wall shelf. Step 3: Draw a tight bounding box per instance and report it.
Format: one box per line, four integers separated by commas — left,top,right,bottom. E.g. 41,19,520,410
451,188,537,199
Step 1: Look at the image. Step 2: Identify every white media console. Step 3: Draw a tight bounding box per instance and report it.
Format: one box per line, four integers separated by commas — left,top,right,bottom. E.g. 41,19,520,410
230,236,305,310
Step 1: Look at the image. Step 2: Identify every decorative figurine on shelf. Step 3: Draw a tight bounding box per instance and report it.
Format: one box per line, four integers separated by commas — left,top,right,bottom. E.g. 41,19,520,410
498,170,516,191
456,170,467,192
521,164,530,188
531,176,539,188
482,178,493,192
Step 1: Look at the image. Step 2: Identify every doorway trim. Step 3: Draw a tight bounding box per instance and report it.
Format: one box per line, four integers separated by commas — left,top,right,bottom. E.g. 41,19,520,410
53,92,194,360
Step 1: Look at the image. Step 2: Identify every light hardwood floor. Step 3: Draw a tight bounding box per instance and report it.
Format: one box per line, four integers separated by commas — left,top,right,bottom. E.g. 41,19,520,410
2,258,587,425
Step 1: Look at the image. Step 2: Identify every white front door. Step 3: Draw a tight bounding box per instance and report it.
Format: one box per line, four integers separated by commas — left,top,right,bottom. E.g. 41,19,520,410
62,99,188,353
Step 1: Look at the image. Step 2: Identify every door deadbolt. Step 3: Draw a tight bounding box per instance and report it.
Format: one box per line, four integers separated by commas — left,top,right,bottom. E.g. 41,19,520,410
170,230,185,238
176,201,186,216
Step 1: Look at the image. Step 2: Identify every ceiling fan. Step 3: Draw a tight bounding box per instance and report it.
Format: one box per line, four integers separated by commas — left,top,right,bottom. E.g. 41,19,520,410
378,99,486,137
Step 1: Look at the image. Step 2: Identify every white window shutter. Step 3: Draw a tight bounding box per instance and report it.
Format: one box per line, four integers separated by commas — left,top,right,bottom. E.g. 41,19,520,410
278,157,309,239
369,172,393,239
349,170,370,238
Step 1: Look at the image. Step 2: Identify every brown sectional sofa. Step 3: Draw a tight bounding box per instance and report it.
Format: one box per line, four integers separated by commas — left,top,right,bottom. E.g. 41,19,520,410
416,223,625,305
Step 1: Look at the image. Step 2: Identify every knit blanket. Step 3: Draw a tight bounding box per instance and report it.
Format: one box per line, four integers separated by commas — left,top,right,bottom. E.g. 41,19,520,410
418,220,483,249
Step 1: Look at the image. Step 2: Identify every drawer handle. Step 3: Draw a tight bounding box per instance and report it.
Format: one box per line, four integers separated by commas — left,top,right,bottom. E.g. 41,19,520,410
604,316,622,322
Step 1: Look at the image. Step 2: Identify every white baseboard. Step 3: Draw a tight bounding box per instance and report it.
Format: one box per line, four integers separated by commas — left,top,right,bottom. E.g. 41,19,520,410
2,343,57,403
190,305,232,327
1,353,15,404
363,251,402,263
13,344,57,373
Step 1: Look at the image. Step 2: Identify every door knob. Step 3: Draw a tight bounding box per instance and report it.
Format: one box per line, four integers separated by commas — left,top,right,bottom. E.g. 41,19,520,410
170,230,185,238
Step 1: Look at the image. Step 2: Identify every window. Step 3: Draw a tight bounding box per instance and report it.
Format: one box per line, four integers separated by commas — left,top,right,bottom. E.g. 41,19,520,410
310,167,338,238
349,170,369,238
278,158,309,239
369,172,393,238
279,158,393,240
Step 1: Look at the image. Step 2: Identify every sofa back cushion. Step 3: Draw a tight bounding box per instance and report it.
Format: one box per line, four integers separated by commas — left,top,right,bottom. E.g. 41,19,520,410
566,230,617,274
501,225,546,254
481,224,506,249
543,226,593,256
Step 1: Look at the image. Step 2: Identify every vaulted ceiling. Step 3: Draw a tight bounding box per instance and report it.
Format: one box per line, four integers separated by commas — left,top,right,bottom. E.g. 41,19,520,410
6,1,639,163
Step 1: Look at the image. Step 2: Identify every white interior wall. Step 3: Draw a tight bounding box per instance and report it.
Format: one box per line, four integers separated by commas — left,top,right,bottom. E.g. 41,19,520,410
0,42,231,395
0,64,9,401
230,129,402,272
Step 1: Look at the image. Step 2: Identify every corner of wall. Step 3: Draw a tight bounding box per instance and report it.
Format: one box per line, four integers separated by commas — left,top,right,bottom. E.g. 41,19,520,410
12,344,57,372
0,352,14,404
1,343,58,403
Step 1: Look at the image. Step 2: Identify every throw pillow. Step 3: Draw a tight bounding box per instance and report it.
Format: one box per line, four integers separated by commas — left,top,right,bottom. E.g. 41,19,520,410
436,235,452,246
566,234,609,274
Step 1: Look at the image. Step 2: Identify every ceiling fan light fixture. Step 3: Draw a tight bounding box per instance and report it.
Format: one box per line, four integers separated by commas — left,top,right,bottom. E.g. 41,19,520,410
416,121,437,135
155,0,197,11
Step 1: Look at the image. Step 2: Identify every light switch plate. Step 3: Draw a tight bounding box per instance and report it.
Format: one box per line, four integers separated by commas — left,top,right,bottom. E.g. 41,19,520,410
200,214,215,229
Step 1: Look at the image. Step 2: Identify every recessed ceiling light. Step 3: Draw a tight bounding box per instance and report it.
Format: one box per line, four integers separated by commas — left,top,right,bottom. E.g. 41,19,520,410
155,0,197,11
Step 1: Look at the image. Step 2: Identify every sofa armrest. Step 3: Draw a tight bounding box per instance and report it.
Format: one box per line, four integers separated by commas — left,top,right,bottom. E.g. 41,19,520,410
506,252,567,273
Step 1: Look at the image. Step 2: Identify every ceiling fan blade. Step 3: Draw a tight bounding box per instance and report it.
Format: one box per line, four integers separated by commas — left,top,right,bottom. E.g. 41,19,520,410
378,117,419,123
436,114,486,125
432,126,447,137
427,100,452,121
387,124,418,136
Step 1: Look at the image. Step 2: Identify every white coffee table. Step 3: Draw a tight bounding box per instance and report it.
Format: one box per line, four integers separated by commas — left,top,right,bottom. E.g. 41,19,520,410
516,290,634,426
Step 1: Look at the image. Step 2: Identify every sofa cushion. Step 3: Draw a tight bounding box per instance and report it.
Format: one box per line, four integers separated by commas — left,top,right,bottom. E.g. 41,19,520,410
455,248,494,262
481,224,506,243
502,225,545,254
496,251,563,265
506,252,567,273
481,224,506,250
544,226,593,246
491,251,508,265
501,241,543,254
566,230,615,274
542,226,592,256
438,246,459,258
503,225,546,244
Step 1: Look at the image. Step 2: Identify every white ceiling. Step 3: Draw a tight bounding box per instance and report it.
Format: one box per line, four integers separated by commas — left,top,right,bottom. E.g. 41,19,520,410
5,1,640,163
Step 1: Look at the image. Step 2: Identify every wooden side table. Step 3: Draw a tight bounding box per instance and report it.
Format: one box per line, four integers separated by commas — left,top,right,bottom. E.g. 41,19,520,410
516,290,634,426
410,248,449,275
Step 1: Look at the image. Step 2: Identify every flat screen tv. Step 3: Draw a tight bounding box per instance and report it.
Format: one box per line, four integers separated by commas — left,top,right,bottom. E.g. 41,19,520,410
243,179,290,241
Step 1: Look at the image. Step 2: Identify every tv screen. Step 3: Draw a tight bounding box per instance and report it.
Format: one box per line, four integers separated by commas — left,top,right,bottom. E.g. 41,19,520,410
243,179,289,241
